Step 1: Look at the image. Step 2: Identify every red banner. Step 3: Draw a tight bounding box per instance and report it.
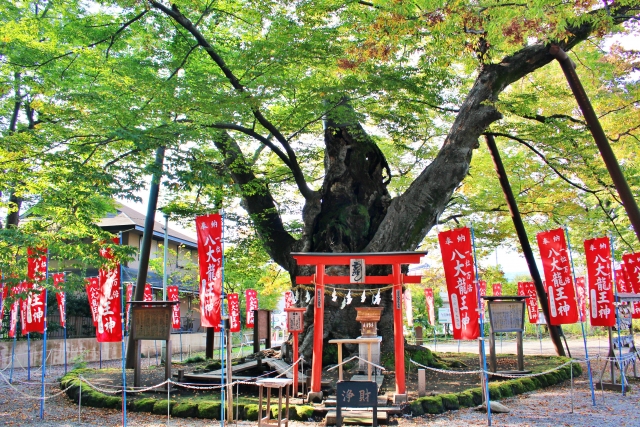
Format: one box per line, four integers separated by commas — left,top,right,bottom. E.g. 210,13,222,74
25,248,47,334
86,278,100,326
8,284,22,338
96,238,122,342
284,291,294,309
621,261,640,319
0,283,6,323
478,280,487,315
196,214,223,329
492,283,502,297
245,289,258,328
228,293,241,332
622,253,640,292
167,285,181,329
536,228,579,325
52,273,66,327
143,283,153,302
517,282,539,324
424,288,435,325
438,227,479,340
584,237,614,326
575,277,587,322
125,283,133,330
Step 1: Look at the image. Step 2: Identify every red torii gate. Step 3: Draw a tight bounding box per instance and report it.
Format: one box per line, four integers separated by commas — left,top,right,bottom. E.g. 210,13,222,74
291,251,426,402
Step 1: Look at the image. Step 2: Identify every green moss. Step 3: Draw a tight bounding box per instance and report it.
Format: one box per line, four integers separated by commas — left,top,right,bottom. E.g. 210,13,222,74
544,372,558,385
204,361,221,371
488,384,502,400
509,380,526,395
183,355,206,364
536,374,549,387
152,399,175,415
172,402,198,418
322,344,338,366
457,391,474,408
293,405,314,421
440,393,460,410
410,399,425,416
498,382,514,398
571,362,583,376
131,398,157,413
420,396,445,414
244,404,260,421
469,388,484,405
520,378,536,392
197,402,221,419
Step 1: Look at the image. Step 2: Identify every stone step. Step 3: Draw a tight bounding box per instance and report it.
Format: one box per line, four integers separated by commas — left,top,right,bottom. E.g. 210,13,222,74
324,409,388,426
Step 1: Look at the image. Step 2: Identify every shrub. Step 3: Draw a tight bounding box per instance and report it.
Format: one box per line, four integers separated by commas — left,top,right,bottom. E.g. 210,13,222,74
244,404,260,421
152,399,175,415
420,396,445,414
520,378,536,392
510,380,526,395
293,405,314,421
197,402,221,419
488,384,502,400
457,391,474,408
172,402,198,418
468,388,484,405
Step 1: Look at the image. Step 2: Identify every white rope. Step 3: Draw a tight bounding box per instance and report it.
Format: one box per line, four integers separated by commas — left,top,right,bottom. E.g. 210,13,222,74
409,358,577,379
326,355,385,373
0,370,75,400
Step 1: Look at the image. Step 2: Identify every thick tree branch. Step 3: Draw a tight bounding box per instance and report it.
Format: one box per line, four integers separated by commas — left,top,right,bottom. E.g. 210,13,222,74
211,131,296,270
149,1,317,200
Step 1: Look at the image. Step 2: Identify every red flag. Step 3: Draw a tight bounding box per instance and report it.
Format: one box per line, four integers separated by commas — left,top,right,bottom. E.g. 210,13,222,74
404,289,414,326
25,248,47,334
125,283,133,330
0,283,6,323
52,273,66,327
536,228,579,325
228,293,241,332
245,289,258,328
284,291,294,309
621,261,640,319
575,277,587,322
438,227,479,340
584,237,614,327
86,278,100,326
196,214,223,328
96,238,122,342
492,283,502,297
8,284,22,338
478,280,487,314
622,253,640,292
517,282,539,323
424,288,435,325
143,283,153,302
167,285,181,329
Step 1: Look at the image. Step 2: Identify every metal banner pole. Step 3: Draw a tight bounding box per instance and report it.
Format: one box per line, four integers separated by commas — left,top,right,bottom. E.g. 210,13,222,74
610,234,627,396
99,342,102,369
27,333,31,381
120,232,127,427
220,211,226,427
9,336,16,383
564,227,596,405
64,272,68,374
471,227,492,426
40,289,48,419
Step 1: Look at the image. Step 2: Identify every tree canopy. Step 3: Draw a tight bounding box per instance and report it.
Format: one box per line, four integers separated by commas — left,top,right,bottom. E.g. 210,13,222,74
1,0,639,303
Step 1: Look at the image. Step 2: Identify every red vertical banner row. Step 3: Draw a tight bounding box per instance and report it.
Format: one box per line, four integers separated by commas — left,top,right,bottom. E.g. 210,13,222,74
284,290,294,309
575,277,587,322
536,228,579,325
52,273,66,328
85,277,100,326
492,283,502,297
245,289,258,328
424,288,435,326
143,283,153,302
196,214,223,329
584,237,615,327
478,280,487,314
167,285,181,329
0,284,6,323
96,238,122,343
404,289,413,326
228,293,241,332
438,227,479,340
8,284,23,338
621,253,640,319
125,283,133,330
517,282,539,323
25,248,47,334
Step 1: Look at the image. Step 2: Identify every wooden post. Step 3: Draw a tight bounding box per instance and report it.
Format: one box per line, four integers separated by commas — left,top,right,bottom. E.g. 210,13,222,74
292,332,300,397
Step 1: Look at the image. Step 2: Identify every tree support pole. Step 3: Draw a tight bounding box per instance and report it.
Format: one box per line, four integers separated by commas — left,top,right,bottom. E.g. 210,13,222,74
550,45,640,244
484,134,566,356
126,146,166,369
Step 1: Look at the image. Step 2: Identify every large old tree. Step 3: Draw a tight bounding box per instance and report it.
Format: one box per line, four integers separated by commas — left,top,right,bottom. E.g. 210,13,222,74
1,1,639,357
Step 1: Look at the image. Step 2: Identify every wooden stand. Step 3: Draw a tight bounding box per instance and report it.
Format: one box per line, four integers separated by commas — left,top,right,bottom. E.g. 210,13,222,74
257,378,292,427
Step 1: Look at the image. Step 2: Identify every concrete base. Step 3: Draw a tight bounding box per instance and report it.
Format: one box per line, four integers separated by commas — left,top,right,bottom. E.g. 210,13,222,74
308,391,324,403
393,393,407,404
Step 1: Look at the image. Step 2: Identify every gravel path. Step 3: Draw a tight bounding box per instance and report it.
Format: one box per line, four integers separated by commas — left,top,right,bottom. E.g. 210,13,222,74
1,360,639,426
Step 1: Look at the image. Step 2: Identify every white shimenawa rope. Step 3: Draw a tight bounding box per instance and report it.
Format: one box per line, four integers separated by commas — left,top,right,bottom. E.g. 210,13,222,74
409,358,577,379
0,370,75,400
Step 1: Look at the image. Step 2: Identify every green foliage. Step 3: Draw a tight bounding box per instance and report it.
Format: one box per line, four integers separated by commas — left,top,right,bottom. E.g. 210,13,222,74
197,402,221,419
322,344,339,366
497,382,515,398
172,402,198,418
457,391,475,408
131,398,158,413
420,396,445,414
409,399,425,416
440,393,460,410
488,384,502,400
292,405,314,421
152,400,175,415
244,404,260,421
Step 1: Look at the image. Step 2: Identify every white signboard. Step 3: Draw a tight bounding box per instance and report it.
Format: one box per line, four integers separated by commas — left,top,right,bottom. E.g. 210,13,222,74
438,307,452,324
350,259,365,283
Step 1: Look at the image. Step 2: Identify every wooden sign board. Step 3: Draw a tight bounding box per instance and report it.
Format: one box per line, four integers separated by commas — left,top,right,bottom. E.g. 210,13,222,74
131,306,172,341
488,301,525,333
